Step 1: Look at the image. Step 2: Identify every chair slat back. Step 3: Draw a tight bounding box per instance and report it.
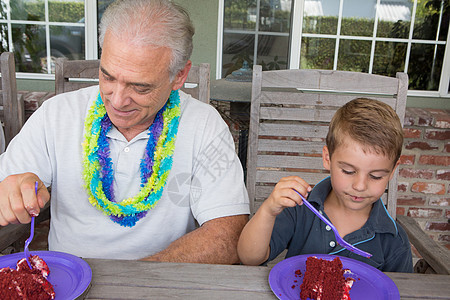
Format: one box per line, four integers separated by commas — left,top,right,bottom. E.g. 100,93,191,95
55,58,100,95
0,52,24,147
181,63,210,104
247,66,408,217
55,58,210,104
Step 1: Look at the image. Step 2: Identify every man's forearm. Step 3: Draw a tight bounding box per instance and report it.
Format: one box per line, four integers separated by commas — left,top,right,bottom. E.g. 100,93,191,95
141,214,248,264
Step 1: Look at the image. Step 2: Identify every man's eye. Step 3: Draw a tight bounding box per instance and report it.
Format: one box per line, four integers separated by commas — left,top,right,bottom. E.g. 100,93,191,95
102,74,114,81
134,88,150,94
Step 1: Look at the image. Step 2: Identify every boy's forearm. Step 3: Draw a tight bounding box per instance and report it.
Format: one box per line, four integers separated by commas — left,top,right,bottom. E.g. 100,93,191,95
237,204,277,265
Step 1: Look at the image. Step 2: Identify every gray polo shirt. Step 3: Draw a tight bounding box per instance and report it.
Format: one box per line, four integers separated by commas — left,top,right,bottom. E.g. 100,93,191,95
268,177,413,272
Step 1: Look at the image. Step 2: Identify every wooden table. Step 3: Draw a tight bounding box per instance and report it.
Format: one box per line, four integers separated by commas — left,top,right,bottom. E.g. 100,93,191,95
84,259,450,299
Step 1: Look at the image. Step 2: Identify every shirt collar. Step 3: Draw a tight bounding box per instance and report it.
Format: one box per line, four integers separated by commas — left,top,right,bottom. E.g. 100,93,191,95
308,176,398,236
106,125,149,143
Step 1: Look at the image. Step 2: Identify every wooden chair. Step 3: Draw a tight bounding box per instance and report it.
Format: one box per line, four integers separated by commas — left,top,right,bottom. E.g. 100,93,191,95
55,58,100,94
247,65,450,274
0,52,25,147
0,52,33,254
55,58,210,103
181,63,210,104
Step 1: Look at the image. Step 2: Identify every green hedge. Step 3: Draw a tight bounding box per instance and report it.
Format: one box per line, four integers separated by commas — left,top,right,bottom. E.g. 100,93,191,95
301,15,445,90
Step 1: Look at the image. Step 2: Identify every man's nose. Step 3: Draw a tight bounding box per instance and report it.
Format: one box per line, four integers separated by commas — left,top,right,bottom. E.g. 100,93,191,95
110,84,131,108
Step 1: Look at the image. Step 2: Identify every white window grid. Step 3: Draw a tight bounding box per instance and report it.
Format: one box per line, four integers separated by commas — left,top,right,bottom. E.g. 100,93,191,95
218,0,292,79
0,0,98,80
290,0,450,97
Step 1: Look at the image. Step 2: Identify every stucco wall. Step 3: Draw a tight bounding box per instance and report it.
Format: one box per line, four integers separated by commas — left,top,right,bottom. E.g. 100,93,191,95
179,0,219,80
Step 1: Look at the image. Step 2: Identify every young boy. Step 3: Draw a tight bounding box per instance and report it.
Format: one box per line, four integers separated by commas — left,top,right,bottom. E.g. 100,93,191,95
238,98,413,272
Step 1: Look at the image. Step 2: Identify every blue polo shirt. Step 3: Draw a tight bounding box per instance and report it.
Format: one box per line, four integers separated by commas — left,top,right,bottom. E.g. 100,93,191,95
268,177,413,272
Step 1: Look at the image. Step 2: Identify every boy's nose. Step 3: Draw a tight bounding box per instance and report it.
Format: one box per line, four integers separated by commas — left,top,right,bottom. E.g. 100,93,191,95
352,174,367,192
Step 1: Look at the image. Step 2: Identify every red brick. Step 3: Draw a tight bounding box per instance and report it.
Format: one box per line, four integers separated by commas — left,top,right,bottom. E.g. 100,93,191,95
403,128,421,139
446,244,450,251
419,116,433,126
399,155,415,165
438,235,450,242
411,182,446,194
429,197,449,206
403,116,415,126
399,168,434,179
398,182,409,192
404,141,439,150
419,155,450,166
436,169,450,180
407,207,442,218
444,142,450,153
425,129,450,140
426,222,450,231
396,207,405,215
397,196,426,206
428,109,450,129
446,210,450,219
436,119,450,129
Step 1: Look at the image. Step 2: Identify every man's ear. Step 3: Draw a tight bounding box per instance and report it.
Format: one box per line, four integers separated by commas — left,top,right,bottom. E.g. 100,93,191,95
171,60,192,91
322,146,331,171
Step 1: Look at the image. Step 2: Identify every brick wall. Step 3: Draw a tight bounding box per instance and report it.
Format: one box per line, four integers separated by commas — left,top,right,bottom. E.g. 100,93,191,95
398,108,450,250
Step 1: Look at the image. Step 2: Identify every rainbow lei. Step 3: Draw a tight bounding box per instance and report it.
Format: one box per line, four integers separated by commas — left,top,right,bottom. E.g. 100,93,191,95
82,90,180,227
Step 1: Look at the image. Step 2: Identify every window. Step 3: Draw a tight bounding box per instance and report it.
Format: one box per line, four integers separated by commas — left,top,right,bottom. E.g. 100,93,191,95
220,0,450,97
222,0,293,77
0,0,112,78
1,0,86,76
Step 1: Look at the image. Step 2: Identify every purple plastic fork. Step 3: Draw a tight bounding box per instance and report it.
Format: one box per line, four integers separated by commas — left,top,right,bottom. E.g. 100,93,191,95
293,189,372,258
24,181,38,269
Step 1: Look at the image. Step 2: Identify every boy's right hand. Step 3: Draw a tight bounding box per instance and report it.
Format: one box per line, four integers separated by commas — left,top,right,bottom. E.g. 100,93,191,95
0,173,50,226
263,176,311,217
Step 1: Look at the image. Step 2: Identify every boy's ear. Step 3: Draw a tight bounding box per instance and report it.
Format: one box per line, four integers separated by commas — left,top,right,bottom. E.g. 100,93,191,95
322,146,331,171
389,160,400,180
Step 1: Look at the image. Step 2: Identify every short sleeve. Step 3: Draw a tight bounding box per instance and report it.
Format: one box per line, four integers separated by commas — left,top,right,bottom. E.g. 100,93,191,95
188,106,250,225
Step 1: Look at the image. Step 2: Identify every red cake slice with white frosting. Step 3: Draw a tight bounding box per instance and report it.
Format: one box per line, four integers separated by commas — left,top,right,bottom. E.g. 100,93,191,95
300,256,354,300
0,254,55,299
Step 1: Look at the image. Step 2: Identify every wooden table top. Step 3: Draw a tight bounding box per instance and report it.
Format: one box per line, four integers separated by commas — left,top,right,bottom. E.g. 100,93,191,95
83,259,450,299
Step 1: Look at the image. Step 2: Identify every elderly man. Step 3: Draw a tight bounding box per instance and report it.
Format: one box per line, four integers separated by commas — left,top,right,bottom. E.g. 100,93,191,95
0,0,249,263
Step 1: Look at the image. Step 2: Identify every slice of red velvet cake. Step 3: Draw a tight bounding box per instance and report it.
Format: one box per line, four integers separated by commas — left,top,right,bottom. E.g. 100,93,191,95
300,256,353,300
0,255,55,299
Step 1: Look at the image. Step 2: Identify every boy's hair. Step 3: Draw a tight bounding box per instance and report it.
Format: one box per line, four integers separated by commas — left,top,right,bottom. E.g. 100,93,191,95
326,98,404,164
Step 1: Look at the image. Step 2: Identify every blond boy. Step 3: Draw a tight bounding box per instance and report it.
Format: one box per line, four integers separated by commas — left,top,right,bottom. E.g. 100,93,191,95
238,98,412,272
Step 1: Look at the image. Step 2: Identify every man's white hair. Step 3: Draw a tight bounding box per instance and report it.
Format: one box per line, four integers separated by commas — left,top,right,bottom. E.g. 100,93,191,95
99,0,194,80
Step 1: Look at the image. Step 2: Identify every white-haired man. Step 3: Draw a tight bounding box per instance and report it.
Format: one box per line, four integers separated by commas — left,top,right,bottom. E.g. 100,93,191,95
0,0,249,263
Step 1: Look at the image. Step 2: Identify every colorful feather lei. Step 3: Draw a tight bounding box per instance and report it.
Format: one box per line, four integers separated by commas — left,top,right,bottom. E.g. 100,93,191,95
82,90,180,227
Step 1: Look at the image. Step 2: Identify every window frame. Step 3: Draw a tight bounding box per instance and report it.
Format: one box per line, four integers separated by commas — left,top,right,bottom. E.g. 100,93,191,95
219,0,293,80
218,0,450,98
1,0,98,80
289,0,450,98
